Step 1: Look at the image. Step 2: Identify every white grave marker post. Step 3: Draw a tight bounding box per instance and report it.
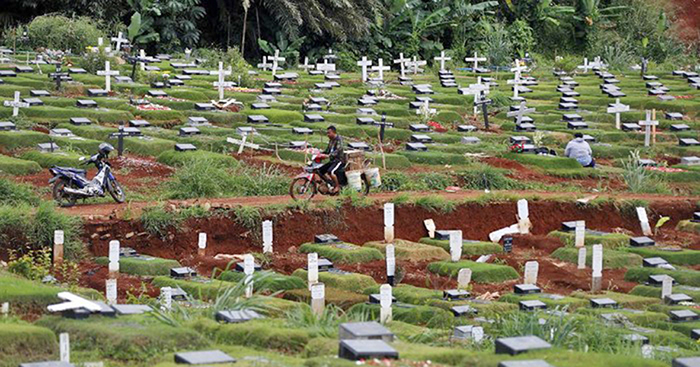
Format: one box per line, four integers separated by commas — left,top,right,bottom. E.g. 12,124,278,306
457,268,472,290
464,52,486,72
379,284,392,324
424,219,436,238
639,110,659,147
197,232,207,257
310,282,325,316
371,58,390,81
591,244,603,292
661,276,672,300
105,278,117,305
357,56,372,83
517,199,531,234
262,220,273,253
472,326,484,343
53,230,65,266
386,244,396,286
577,247,587,269
384,203,395,243
111,32,127,53
636,207,653,236
60,333,70,363
185,48,192,60
160,287,172,311
108,240,120,278
523,261,539,285
393,53,409,78
574,221,586,248
139,49,146,71
244,254,255,298
269,50,285,78
298,56,315,72
211,61,233,100
307,252,319,288
1,302,8,316
434,50,451,71
97,61,119,92
4,91,29,117
449,230,463,262
607,98,629,130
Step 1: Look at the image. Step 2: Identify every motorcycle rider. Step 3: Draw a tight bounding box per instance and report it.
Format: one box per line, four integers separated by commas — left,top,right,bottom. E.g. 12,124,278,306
320,125,345,194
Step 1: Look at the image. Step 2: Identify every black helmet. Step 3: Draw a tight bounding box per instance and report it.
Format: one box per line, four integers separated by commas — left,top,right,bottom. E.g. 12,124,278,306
98,142,115,156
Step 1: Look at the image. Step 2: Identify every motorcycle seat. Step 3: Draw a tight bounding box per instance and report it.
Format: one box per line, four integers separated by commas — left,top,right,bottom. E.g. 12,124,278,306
54,166,87,175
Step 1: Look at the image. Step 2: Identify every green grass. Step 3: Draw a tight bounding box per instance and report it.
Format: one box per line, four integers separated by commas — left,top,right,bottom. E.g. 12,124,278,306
363,239,450,261
426,260,520,283
0,154,42,175
676,220,700,234
548,230,630,249
0,321,57,367
94,256,181,276
571,290,661,309
0,130,50,150
298,242,384,264
190,318,309,353
291,269,377,293
283,287,366,309
419,237,504,256
157,149,238,168
216,270,306,292
397,150,469,166
625,267,700,287
500,293,589,310
551,246,642,268
347,303,454,328
623,247,700,265
19,150,83,168
362,284,443,305
630,284,700,302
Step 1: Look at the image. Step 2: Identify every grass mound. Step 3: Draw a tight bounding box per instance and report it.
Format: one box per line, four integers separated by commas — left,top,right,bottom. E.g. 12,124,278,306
362,284,443,305
190,318,309,353
548,230,630,249
298,242,384,264
347,303,454,328
426,260,519,283
0,154,42,175
363,239,450,261
630,284,700,302
291,269,377,293
0,322,57,366
19,151,82,168
623,247,700,265
625,267,700,287
571,290,661,309
676,220,700,234
419,237,503,256
551,247,642,268
94,256,181,276
157,149,238,168
216,270,306,292
500,293,589,310
283,287,366,309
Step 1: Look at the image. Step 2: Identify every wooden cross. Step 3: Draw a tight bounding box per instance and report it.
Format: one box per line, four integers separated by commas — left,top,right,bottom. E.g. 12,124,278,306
97,61,120,92
298,56,315,72
3,91,29,117
257,56,272,71
577,57,590,73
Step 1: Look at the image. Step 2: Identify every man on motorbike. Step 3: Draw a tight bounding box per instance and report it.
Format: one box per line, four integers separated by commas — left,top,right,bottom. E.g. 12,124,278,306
320,125,345,194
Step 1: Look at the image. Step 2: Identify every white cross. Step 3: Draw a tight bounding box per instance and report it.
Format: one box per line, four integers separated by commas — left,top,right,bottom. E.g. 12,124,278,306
417,99,436,116
371,58,390,81
434,50,451,71
577,58,590,73
185,48,192,60
507,63,525,99
211,62,233,100
408,56,426,75
269,50,286,77
357,56,373,82
97,61,120,92
393,53,409,78
316,58,336,75
607,98,629,130
507,101,536,125
467,78,489,114
639,110,659,147
298,56,315,72
4,91,29,117
257,56,272,71
111,32,127,52
139,49,147,71
464,52,486,72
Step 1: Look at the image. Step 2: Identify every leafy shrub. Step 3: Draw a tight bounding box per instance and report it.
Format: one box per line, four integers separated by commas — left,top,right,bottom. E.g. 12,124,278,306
455,165,515,190
195,47,253,87
0,178,39,206
75,51,113,74
621,150,670,194
27,16,105,52
140,204,183,239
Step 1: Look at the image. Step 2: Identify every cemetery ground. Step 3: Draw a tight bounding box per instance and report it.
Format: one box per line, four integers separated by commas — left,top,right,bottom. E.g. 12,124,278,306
2,53,700,367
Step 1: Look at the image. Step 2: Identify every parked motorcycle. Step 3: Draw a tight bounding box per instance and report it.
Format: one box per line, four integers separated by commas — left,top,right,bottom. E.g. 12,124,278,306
289,154,370,200
49,143,126,207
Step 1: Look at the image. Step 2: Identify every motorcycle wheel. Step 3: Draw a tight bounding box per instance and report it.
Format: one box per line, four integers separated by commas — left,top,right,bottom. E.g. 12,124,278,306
52,180,77,207
108,179,126,203
289,178,316,201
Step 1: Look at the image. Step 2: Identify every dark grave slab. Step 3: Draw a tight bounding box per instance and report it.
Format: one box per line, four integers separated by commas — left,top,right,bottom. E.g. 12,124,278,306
315,234,339,244
411,134,432,143
129,119,151,128
563,114,583,122
499,361,554,367
673,70,686,76
0,121,16,130
398,76,412,82
643,257,669,268
175,143,197,152
50,128,74,137
519,144,537,154
643,75,659,80
251,103,270,110
495,335,551,355
659,95,676,101
692,329,700,340
357,108,376,115
306,103,322,111
356,117,375,125
671,124,690,131
409,124,430,132
62,308,91,319
236,127,256,136
514,284,541,294
174,350,236,365
561,221,578,232
30,90,50,97
144,65,160,71
567,121,588,130
671,309,699,322
292,127,313,135
415,87,434,95
623,334,650,345
590,298,618,308
264,82,282,88
461,136,481,144
558,102,578,110
339,321,394,342
175,74,193,80
169,79,184,86
457,125,477,132
409,101,424,109
695,212,700,221
76,99,97,108
120,247,138,257
314,82,333,90
680,138,700,146
406,142,427,151
0,70,17,77
560,97,579,104
666,293,693,305
325,74,341,81
649,89,666,96
563,80,579,87
326,81,341,88
182,69,210,75
188,117,208,125
515,116,534,124
215,309,263,323
148,90,168,97
194,103,214,111
290,141,311,149
630,236,654,247
451,305,478,316
607,90,626,98
604,78,620,84
123,127,142,136
262,88,281,95
257,95,276,103
686,72,700,78
69,67,87,74
519,300,547,311
19,362,75,367
15,65,33,73
156,54,172,61
441,81,459,87
583,134,596,143
646,82,663,88
621,123,641,131
515,123,537,132
443,289,470,301
170,266,197,278
674,357,700,367
369,294,396,304
170,62,195,69
510,136,532,145
151,82,167,88
434,230,454,240
23,97,43,106
304,114,324,123
308,70,324,75
311,97,329,105
114,76,133,83
348,142,370,151
37,142,60,153
339,339,398,361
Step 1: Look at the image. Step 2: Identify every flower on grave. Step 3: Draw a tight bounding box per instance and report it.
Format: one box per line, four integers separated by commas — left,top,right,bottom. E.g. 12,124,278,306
509,143,525,153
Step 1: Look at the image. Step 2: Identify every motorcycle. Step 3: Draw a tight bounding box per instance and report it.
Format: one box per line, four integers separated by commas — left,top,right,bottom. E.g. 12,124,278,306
289,154,370,200
48,143,126,207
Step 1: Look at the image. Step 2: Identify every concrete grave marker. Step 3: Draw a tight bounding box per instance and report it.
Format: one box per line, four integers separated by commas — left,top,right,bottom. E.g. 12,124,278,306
160,287,172,311
262,220,273,253
384,203,395,243
424,219,436,238
210,61,233,100
308,252,319,287
357,57,372,82
517,199,531,234
243,254,254,298
574,221,585,248
458,268,472,289
661,276,673,299
591,244,603,292
1,302,8,315
607,98,629,130
637,207,652,236
393,53,409,78
108,240,120,277
311,282,325,315
60,333,70,362
53,230,64,266
97,61,119,92
434,50,451,71
577,247,587,269
380,284,392,324
371,58,390,81
450,230,463,262
198,232,206,257
639,110,659,147
524,261,539,285
386,244,395,285
105,279,117,305
471,326,484,343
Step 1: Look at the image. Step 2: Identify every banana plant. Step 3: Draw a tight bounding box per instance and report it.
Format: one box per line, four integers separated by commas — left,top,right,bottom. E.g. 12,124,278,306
257,31,305,65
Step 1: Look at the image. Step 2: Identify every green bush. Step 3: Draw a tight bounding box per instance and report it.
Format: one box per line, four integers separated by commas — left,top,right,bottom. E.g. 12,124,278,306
27,16,105,52
94,256,180,276
298,243,384,264
0,178,39,206
427,260,519,283
551,247,642,269
419,237,503,256
291,269,377,293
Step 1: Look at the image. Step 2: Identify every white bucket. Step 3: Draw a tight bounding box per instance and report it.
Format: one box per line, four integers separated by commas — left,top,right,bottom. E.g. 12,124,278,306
346,170,363,191
365,167,382,188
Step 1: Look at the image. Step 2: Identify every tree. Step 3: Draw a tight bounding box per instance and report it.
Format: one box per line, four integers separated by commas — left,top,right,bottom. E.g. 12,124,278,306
126,0,206,51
